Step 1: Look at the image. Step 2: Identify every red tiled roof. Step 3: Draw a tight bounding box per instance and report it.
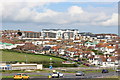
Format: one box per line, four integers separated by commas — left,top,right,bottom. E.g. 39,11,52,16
51,46,60,50
88,55,94,59
24,31,40,33
74,53,79,55
96,34,118,36
1,39,15,44
107,46,114,49
76,49,83,52
67,48,77,52
108,56,116,62
96,43,109,47
99,55,106,62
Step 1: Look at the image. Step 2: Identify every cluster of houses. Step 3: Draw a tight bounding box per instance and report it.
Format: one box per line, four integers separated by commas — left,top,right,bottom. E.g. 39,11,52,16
0,29,120,68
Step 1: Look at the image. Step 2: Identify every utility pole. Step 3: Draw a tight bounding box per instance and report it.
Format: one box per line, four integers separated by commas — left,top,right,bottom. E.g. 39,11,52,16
25,54,27,63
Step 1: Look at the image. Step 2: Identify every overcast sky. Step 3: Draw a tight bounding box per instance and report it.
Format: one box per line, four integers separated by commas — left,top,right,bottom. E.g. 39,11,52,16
1,0,119,34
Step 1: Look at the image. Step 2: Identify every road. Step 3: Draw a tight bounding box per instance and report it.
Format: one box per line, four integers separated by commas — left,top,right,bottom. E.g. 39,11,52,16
2,71,119,80
1,78,107,80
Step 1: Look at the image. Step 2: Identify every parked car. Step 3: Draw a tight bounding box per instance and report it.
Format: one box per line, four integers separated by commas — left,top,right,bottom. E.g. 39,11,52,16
116,69,120,72
83,63,90,67
13,73,30,80
102,69,109,73
76,71,85,76
58,72,64,77
52,72,64,78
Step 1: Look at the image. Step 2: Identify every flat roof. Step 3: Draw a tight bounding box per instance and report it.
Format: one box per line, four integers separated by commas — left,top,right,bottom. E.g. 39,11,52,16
12,64,38,66
42,29,78,31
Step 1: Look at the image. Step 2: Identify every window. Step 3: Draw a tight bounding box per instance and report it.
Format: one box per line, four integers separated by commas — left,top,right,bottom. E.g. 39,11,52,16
16,74,21,75
22,74,27,76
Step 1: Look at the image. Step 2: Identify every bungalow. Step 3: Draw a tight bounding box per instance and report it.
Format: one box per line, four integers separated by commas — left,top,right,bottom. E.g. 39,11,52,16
66,48,77,57
100,56,118,67
50,46,60,55
85,41,98,48
95,43,109,52
0,42,17,49
105,46,115,53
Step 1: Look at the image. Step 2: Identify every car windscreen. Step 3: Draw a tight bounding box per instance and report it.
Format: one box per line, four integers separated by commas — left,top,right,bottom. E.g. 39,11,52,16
22,74,27,76
16,74,21,75
77,71,83,73
53,72,57,74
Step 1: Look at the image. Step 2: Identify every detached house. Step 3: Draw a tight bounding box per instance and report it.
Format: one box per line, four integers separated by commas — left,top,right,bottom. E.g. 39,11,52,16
105,46,115,54
101,56,118,67
0,39,17,49
66,48,78,57
50,46,60,55
88,55,119,67
88,55,102,66
96,34,118,40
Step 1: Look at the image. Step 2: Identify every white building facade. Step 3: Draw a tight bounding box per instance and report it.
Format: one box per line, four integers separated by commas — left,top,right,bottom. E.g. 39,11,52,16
41,29,79,40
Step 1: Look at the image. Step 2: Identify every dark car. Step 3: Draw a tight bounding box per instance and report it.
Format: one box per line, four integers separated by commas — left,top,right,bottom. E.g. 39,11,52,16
83,63,90,67
102,69,109,73
76,71,85,76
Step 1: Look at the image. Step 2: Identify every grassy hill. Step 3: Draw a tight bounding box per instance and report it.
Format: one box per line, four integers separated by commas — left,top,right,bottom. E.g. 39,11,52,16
1,50,78,67
2,50,65,63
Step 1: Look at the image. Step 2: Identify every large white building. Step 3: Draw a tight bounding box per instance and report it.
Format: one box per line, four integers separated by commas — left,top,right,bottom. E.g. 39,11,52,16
0,63,43,70
41,29,79,40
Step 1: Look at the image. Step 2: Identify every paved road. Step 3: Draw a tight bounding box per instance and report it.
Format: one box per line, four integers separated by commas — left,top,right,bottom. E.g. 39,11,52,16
2,71,119,80
1,78,94,80
2,71,118,77
1,78,119,80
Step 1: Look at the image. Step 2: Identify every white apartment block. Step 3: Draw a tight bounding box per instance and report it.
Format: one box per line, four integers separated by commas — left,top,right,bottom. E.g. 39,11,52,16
41,29,79,40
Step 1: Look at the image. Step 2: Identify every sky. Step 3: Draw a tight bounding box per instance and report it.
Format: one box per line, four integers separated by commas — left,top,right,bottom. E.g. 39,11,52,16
0,0,119,34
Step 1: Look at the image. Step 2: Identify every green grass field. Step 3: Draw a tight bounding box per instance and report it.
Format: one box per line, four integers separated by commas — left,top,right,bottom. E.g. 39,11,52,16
2,50,65,62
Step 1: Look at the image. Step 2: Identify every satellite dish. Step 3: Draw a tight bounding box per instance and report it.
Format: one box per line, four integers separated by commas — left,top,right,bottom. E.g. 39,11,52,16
17,32,22,36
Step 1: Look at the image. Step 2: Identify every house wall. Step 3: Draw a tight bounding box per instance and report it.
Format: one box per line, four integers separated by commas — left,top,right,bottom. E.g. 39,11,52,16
11,64,43,70
101,62,117,67
0,45,17,49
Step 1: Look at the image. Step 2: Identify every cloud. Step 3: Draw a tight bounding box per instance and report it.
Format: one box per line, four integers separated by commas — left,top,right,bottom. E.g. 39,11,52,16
1,0,67,2
2,2,45,22
68,6,84,16
1,0,119,2
2,2,117,27
101,13,118,26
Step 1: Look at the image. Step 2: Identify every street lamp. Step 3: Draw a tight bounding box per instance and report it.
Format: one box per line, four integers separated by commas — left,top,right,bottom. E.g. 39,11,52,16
49,58,53,76
49,58,53,69
25,54,27,63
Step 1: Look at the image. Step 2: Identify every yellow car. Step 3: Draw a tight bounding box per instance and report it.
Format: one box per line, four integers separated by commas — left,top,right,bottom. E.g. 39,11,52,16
13,73,30,80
